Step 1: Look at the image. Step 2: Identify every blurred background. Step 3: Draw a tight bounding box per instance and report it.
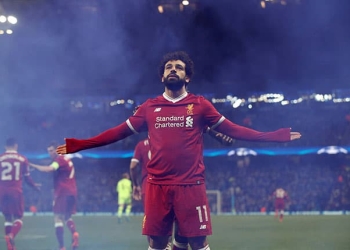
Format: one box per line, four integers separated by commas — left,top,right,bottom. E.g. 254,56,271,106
0,0,349,214
1,0,349,97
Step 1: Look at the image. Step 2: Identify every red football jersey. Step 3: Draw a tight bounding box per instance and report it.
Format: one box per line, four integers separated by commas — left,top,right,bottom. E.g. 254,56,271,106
128,93,224,185
65,92,291,184
0,150,30,193
51,155,77,196
132,139,150,191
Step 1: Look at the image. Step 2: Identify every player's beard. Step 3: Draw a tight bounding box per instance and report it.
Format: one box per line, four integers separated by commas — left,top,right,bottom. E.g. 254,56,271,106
163,77,187,91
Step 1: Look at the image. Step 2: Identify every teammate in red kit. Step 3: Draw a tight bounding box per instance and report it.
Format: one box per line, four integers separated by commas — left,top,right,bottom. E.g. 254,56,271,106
30,142,79,250
0,138,40,250
131,137,188,250
56,51,301,250
130,138,149,203
272,187,289,222
131,131,233,250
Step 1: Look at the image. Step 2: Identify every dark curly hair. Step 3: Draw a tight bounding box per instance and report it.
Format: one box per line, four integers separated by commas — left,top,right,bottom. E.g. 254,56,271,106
158,51,194,80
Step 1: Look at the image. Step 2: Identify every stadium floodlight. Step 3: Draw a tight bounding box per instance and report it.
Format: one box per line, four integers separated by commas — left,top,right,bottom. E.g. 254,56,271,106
0,30,4,35
6,29,13,34
0,15,6,23
261,93,284,103
232,99,242,108
157,0,198,13
7,15,17,24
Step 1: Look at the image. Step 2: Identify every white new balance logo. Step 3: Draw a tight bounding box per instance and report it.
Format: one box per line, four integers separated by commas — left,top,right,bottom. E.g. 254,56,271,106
199,225,207,230
154,108,161,112
185,116,193,127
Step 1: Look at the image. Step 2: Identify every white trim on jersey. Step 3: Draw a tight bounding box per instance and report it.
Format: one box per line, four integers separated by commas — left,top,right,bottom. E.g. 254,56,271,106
163,91,188,103
126,119,139,134
210,116,225,129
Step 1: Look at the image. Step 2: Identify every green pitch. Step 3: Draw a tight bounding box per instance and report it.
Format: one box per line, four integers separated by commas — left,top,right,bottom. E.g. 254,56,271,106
1,215,349,250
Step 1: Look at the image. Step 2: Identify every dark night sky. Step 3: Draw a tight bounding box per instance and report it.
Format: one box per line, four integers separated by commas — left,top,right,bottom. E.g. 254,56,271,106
1,0,349,98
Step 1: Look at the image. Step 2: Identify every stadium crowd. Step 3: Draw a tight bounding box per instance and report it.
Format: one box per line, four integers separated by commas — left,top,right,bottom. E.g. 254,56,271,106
205,155,350,213
23,153,350,214
3,99,350,214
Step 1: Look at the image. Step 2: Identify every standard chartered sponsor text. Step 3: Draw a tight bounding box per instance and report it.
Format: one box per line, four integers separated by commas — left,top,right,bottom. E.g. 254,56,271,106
155,116,185,129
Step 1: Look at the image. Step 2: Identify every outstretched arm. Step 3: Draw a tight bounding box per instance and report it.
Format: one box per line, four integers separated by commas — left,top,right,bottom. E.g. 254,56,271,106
207,127,235,146
215,119,301,142
29,163,55,172
57,122,134,154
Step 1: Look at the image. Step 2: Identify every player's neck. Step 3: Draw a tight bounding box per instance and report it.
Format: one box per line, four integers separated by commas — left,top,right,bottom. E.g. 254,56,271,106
164,87,187,99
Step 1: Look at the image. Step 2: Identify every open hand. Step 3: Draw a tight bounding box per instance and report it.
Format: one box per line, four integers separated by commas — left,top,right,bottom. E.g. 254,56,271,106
56,143,67,155
132,186,142,201
290,132,301,140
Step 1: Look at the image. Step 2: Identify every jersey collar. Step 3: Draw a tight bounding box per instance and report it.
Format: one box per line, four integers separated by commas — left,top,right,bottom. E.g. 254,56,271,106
163,92,188,103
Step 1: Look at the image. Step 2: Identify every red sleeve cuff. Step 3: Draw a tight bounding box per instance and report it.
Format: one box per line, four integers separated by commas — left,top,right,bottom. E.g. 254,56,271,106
65,123,133,153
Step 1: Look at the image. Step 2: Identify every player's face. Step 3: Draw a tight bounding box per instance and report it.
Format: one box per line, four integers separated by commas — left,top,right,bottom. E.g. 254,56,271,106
162,60,190,91
47,146,58,159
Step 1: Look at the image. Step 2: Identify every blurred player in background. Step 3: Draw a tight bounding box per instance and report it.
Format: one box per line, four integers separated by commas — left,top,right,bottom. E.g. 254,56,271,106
130,137,172,249
0,138,40,250
30,142,79,250
116,172,132,223
272,187,289,222
130,138,149,203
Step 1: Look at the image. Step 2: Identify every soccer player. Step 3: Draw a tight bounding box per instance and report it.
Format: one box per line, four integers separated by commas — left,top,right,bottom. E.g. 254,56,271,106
0,138,40,250
131,138,180,250
116,172,132,223
30,142,79,250
56,51,301,250
130,138,149,202
272,187,289,222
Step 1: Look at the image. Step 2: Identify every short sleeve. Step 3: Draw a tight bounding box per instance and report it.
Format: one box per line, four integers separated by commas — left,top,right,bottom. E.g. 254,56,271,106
200,97,225,129
127,102,148,133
